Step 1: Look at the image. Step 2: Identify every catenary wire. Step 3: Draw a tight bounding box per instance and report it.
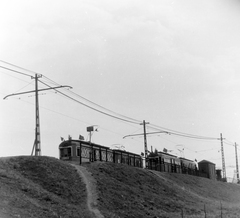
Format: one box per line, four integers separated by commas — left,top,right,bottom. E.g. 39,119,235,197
1,62,234,143
38,79,141,125
41,75,142,124
13,97,128,139
40,78,226,141
0,65,33,78
0,60,39,76
147,123,219,140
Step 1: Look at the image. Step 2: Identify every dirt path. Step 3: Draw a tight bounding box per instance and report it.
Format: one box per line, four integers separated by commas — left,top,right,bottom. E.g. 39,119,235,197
72,164,104,218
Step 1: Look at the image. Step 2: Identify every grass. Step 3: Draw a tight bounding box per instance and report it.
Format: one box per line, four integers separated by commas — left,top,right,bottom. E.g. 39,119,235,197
0,156,92,218
84,161,240,218
1,156,240,218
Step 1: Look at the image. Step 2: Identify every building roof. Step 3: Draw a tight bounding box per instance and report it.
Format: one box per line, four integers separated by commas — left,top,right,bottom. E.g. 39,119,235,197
198,160,215,165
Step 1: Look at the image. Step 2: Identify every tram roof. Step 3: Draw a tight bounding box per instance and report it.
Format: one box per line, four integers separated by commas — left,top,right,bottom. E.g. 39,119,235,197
59,139,110,149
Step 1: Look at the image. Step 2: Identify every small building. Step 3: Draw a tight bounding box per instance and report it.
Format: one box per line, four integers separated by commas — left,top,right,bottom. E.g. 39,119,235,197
198,160,216,180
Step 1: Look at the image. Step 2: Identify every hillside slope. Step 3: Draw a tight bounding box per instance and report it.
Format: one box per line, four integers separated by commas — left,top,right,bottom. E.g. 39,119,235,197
1,157,240,218
84,161,240,218
0,156,92,218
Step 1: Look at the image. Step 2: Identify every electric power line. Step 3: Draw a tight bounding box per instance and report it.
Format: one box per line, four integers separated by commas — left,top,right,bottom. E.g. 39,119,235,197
17,97,127,138
0,65,33,78
38,79,141,125
41,75,142,124
0,60,39,76
224,140,235,146
1,61,234,144
148,123,219,140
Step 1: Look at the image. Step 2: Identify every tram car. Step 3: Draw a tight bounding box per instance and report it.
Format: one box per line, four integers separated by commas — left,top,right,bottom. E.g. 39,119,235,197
147,151,197,175
179,157,197,174
59,139,215,179
59,139,143,168
147,152,181,173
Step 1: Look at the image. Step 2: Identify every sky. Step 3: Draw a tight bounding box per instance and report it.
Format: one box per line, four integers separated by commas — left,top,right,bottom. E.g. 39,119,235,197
1,0,240,179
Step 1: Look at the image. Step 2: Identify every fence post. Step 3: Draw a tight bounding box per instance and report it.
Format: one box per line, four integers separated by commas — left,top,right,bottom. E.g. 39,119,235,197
220,201,223,218
181,208,184,218
204,204,207,218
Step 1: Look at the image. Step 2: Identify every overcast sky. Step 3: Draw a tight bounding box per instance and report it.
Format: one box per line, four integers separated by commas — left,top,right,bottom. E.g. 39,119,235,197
1,0,240,178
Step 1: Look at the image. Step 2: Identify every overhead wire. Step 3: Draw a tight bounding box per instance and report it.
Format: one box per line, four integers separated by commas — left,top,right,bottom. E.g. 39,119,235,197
41,75,142,124
0,69,32,84
224,139,235,146
1,61,235,143
195,148,220,153
169,132,218,140
16,97,127,140
0,65,33,78
0,60,39,76
38,79,141,125
147,123,219,140
41,74,142,123
14,81,34,93
12,74,143,135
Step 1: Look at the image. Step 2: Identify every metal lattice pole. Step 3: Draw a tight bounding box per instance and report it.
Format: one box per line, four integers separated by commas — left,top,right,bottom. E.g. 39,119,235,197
220,133,226,180
235,143,239,183
140,120,149,159
4,73,72,156
34,74,41,156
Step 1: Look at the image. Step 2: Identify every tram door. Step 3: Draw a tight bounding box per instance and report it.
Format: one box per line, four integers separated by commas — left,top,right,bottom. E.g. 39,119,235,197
89,149,97,162
93,149,97,161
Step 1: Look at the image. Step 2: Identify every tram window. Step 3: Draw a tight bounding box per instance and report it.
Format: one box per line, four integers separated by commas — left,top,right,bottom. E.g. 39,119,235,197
77,147,80,156
60,147,71,157
67,147,71,156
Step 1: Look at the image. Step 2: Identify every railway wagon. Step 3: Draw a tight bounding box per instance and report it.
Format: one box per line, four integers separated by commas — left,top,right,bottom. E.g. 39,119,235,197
112,149,142,167
146,151,200,175
179,157,197,175
59,139,112,162
147,152,182,173
59,139,143,168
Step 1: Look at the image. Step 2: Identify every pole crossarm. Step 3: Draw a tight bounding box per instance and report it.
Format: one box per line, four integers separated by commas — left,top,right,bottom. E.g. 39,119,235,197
3,85,72,99
123,131,170,139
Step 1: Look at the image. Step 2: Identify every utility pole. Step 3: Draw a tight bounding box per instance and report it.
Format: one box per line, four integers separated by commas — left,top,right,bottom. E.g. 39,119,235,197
220,133,226,181
122,123,170,168
235,142,239,183
123,130,170,157
140,120,149,159
33,74,41,156
4,73,72,156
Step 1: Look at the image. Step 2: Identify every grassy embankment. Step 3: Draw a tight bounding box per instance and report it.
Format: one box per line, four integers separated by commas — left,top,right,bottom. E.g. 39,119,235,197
1,156,240,218
84,161,240,218
0,156,91,218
